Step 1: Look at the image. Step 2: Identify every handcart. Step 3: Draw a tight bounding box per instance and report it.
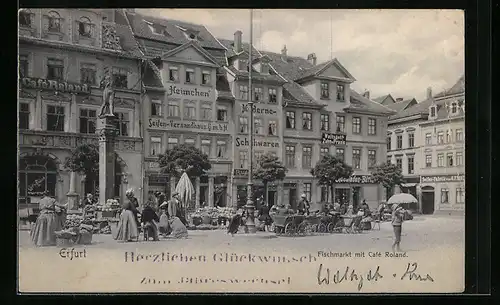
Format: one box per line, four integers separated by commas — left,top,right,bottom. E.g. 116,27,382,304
272,214,305,236
334,215,363,233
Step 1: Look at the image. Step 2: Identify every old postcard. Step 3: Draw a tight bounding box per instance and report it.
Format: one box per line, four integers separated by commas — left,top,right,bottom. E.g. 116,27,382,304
18,8,465,293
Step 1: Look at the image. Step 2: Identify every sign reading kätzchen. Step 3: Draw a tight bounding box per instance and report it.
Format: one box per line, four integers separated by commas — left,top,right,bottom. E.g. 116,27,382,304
321,133,347,145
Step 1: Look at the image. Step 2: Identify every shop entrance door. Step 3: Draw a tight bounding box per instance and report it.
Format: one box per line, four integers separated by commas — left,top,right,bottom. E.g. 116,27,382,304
268,190,276,208
289,189,297,210
421,186,435,214
352,187,361,210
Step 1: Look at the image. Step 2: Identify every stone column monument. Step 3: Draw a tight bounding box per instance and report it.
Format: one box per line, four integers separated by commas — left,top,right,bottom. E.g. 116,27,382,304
96,71,118,205
66,171,80,211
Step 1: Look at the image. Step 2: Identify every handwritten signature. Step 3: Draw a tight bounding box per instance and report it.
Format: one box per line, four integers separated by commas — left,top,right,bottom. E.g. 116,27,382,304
317,262,434,291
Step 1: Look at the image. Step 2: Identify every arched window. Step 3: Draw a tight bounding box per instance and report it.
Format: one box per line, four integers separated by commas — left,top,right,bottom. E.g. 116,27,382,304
19,155,58,198
19,9,33,28
48,11,61,32
78,16,93,38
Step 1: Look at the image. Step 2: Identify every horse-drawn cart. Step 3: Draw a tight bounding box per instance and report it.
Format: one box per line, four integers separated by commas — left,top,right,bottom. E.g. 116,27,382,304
272,214,321,236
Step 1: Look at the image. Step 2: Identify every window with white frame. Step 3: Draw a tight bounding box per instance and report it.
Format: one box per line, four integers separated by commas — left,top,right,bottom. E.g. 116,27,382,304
408,155,415,174
395,156,402,171
285,145,295,167
169,67,179,82
302,146,312,169
201,139,211,156
441,188,449,203
184,138,195,147
456,187,465,204
19,102,30,130
430,106,437,117
368,149,377,169
320,82,329,99
78,17,94,38
239,85,248,100
368,118,377,135
396,134,403,149
336,148,345,161
216,106,227,121
239,151,248,168
336,115,345,133
46,105,65,131
303,183,312,201
185,68,195,84
184,103,196,119
151,100,162,116
168,101,180,117
302,112,312,130
268,88,277,103
456,152,463,166
112,67,128,89
425,155,432,167
254,118,263,135
437,131,444,144
320,147,329,157
447,153,454,167
320,186,328,202
320,114,330,131
202,71,211,85
425,133,432,145
80,63,96,85
239,117,248,133
79,108,97,134
336,84,345,101
268,120,278,136
352,117,361,134
201,103,212,120
437,153,444,167
47,58,64,80
167,137,178,150
286,111,295,129
456,129,464,142
254,87,263,102
19,54,29,78
451,102,458,114
446,130,452,143
150,136,162,156
216,140,226,158
352,148,361,169
47,11,62,32
114,112,129,136
408,133,415,148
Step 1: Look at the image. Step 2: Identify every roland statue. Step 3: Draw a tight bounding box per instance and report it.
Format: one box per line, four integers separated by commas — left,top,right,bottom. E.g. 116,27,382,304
99,71,115,117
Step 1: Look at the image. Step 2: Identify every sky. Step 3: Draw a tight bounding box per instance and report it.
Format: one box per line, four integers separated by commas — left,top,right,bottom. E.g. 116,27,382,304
137,9,464,101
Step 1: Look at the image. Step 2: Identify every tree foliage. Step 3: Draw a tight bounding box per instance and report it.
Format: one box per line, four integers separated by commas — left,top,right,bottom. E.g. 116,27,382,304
370,162,404,190
158,144,212,178
310,155,353,186
64,143,100,179
253,153,288,185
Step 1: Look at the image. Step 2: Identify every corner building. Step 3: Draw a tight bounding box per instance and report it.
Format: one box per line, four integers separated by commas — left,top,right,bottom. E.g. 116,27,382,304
18,9,143,218
124,11,235,207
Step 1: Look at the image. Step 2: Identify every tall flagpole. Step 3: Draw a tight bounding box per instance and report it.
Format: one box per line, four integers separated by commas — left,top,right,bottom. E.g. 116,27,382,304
245,9,256,233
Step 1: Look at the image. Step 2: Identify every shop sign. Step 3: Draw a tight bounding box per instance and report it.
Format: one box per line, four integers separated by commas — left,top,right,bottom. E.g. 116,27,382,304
235,137,279,148
240,104,277,116
233,169,249,177
420,174,464,183
148,118,228,133
335,175,375,184
167,85,213,99
321,133,346,145
20,77,91,94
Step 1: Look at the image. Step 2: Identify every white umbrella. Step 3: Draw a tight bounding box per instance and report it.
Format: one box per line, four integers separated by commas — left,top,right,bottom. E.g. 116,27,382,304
387,193,418,205
175,172,194,210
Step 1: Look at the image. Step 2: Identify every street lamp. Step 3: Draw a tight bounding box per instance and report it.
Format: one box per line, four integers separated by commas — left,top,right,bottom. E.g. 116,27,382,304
245,9,256,233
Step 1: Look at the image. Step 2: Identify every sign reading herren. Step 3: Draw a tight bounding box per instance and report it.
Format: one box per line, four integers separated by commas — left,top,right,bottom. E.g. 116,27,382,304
321,133,347,145
167,85,213,99
20,77,91,94
148,118,228,133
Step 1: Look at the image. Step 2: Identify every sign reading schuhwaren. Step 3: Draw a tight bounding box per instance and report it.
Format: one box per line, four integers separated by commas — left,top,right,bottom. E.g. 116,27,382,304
149,118,228,133
235,137,280,148
321,133,347,145
420,174,465,183
20,77,91,94
167,85,213,99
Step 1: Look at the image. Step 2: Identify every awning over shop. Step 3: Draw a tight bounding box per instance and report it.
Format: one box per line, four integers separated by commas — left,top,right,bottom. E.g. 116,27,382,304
401,183,417,187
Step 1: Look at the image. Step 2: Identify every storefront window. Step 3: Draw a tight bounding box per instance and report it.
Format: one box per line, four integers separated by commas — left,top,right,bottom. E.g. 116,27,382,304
19,155,58,198
440,188,449,203
335,188,349,205
320,186,328,202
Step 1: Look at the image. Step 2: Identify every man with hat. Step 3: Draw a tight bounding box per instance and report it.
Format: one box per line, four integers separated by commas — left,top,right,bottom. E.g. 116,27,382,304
297,193,310,215
391,203,404,252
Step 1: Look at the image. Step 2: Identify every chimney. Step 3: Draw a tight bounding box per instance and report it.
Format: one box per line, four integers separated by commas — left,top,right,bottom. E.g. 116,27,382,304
396,97,404,102
363,90,370,99
233,30,242,53
427,87,432,99
281,45,287,60
307,53,317,66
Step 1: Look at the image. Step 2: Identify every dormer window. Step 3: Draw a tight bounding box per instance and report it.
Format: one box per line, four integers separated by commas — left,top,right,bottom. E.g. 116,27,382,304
78,17,93,38
48,11,62,33
430,105,437,118
451,102,458,114
19,9,34,28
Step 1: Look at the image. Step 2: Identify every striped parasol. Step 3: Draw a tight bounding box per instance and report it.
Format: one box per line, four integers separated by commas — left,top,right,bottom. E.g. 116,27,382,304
175,171,194,210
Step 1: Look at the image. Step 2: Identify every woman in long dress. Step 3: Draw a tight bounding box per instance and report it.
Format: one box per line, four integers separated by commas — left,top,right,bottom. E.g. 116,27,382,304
168,216,188,239
31,191,66,247
227,209,243,236
113,197,139,242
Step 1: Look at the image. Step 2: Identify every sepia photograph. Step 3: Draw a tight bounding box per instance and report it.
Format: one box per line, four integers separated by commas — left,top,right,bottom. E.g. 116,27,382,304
17,8,465,293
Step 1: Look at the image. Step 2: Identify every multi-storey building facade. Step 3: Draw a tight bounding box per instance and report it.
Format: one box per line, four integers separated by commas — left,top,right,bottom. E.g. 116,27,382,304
386,76,465,214
124,11,234,207
18,9,143,218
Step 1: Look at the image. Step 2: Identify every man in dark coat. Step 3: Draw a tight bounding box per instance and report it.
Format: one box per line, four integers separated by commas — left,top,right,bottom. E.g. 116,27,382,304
297,194,310,215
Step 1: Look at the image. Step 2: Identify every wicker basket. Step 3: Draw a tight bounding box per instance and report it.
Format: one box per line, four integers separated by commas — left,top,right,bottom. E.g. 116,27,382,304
56,237,75,247
77,231,93,245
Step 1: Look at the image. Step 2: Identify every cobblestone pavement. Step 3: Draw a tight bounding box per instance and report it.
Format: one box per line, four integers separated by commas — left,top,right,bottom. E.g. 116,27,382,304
18,215,464,253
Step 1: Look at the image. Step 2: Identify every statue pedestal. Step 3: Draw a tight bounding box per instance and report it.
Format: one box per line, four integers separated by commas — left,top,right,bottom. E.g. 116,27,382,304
67,171,80,212
97,115,118,205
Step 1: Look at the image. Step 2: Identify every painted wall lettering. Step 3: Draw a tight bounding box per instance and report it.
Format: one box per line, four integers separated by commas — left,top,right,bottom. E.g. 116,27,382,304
149,118,228,133
235,137,279,148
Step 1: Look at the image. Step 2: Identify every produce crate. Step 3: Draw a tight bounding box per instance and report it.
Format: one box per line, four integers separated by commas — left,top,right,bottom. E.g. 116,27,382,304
56,237,75,247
